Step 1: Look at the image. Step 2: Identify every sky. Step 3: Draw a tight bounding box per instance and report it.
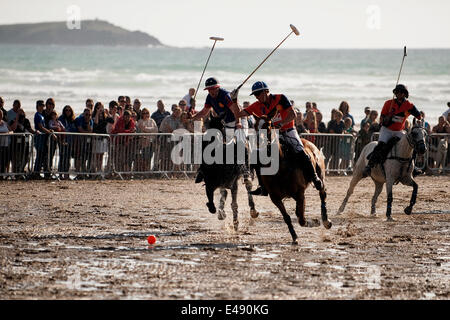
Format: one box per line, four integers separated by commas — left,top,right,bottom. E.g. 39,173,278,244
0,0,450,48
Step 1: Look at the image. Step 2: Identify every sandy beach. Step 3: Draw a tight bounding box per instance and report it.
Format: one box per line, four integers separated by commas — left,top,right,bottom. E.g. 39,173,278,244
0,175,449,299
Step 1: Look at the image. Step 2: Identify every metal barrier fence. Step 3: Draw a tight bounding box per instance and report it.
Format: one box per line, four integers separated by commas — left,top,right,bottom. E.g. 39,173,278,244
0,131,448,179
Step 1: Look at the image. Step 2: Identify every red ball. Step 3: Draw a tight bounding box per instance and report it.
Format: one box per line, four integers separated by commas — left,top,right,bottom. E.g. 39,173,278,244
147,235,156,245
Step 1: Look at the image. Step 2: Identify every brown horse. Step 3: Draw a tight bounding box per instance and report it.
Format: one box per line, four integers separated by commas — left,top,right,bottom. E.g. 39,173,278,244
260,122,332,244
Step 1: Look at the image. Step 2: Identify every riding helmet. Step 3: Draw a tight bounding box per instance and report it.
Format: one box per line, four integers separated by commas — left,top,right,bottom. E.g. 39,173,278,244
250,81,269,95
393,84,409,98
204,77,220,90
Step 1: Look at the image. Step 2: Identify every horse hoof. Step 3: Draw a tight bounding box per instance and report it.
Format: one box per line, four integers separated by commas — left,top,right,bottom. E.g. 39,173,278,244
217,209,226,220
404,206,412,215
291,239,298,245
206,202,216,214
250,208,259,219
323,220,332,229
386,216,395,222
336,211,343,216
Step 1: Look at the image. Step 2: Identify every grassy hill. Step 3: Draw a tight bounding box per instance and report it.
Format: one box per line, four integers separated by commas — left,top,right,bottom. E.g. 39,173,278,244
0,20,164,46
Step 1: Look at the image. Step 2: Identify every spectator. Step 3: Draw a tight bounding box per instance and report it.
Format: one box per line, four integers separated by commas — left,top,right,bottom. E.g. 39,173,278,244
303,101,312,118
304,110,317,143
32,100,53,179
133,99,142,121
137,108,158,173
316,111,327,133
118,96,126,109
354,121,371,162
339,101,355,128
178,99,189,112
182,88,196,110
295,110,307,134
312,102,319,113
112,110,136,173
48,111,65,133
125,96,131,106
360,107,371,127
7,100,21,122
160,106,183,133
0,109,14,177
43,98,57,177
0,97,7,122
432,116,449,134
419,111,431,134
151,100,170,129
58,105,77,179
339,117,357,173
74,108,94,177
328,110,344,133
447,113,450,133
92,102,111,176
368,110,381,138
86,98,94,111
107,100,119,134
9,108,35,175
443,102,450,118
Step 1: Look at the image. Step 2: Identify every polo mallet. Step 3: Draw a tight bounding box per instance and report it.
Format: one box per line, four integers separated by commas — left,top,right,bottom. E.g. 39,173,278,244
236,24,300,91
387,46,408,118
193,36,224,103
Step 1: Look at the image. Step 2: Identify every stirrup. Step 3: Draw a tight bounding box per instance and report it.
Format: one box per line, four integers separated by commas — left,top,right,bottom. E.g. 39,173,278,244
249,186,268,196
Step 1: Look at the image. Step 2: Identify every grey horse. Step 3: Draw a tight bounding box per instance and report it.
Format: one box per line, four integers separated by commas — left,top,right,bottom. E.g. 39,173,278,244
337,124,427,221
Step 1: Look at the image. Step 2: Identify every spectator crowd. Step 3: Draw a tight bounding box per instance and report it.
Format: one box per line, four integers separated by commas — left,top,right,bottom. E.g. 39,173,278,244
0,93,449,179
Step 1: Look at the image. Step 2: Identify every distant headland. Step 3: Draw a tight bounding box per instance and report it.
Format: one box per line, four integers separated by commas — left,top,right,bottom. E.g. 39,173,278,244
0,19,164,46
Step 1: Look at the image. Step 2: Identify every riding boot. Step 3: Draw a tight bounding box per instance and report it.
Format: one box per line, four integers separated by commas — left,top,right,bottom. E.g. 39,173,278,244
296,150,323,191
249,164,268,196
362,141,387,178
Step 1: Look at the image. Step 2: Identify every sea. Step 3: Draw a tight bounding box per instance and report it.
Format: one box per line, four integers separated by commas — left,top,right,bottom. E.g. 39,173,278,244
0,45,449,126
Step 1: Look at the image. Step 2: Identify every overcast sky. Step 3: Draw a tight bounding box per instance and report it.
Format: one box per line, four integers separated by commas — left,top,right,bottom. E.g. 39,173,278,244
1,0,449,48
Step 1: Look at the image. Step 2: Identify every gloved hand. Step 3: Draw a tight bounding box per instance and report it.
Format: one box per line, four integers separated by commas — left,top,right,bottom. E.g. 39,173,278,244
230,88,239,102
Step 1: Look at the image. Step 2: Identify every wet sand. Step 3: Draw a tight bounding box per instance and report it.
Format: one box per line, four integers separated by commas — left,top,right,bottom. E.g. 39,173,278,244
0,176,449,299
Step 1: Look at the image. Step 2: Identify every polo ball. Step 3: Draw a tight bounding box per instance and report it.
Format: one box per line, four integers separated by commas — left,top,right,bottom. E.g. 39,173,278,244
147,235,157,245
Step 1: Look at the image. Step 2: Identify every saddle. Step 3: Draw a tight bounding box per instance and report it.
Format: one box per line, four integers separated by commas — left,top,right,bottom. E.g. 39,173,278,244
366,136,401,164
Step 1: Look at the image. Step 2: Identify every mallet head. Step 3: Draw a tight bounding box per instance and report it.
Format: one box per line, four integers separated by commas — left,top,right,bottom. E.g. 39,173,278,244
404,46,407,57
210,36,224,41
290,24,300,36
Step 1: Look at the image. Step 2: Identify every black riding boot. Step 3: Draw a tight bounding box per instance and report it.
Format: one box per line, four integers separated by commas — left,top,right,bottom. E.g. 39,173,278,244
362,141,387,178
249,164,268,196
296,150,323,191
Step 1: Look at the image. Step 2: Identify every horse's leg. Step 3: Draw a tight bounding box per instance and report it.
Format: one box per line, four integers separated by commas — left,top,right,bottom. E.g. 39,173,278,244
206,185,216,214
320,188,332,229
371,181,384,216
217,188,227,220
271,194,298,244
337,173,362,215
244,173,258,219
294,190,306,227
231,181,239,231
385,176,395,222
403,177,418,215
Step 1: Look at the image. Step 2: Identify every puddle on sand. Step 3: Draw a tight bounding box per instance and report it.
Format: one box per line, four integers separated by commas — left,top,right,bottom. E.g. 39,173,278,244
304,262,320,268
153,257,199,266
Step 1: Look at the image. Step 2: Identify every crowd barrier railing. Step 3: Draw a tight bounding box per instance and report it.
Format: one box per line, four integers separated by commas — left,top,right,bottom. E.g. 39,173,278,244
0,131,448,180
0,133,34,178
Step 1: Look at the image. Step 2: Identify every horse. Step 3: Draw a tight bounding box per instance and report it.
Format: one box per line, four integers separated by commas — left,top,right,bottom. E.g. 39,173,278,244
337,124,428,221
199,116,258,231
259,121,332,244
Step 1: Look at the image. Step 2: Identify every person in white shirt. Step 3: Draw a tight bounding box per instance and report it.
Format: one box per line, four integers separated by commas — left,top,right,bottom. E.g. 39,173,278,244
182,88,196,110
